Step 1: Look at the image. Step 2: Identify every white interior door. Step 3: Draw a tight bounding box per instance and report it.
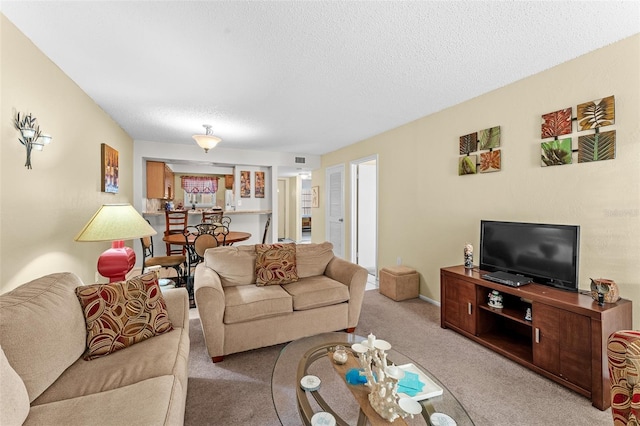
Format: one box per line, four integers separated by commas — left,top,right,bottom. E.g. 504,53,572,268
277,179,286,240
353,159,377,276
326,164,345,258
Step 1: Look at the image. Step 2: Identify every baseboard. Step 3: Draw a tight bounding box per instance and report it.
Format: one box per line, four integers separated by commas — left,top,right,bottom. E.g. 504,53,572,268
419,294,440,307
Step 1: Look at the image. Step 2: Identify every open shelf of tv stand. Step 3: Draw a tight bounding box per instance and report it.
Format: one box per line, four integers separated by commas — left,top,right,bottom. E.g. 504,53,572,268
440,265,632,411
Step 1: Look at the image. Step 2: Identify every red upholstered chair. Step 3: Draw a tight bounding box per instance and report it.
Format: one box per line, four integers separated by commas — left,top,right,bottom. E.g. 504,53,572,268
608,330,640,425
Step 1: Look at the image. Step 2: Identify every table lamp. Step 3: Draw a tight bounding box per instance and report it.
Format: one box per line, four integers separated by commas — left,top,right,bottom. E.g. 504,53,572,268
75,203,157,282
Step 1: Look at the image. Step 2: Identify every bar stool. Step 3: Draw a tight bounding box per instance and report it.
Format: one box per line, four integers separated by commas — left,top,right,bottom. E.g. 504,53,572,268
165,210,189,256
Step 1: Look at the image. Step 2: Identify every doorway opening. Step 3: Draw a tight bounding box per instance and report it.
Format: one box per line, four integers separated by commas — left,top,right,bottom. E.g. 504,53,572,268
300,176,312,243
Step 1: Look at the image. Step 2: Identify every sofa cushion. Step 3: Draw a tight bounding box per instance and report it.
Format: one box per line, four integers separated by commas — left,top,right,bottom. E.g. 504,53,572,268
282,276,350,311
296,242,335,278
255,243,299,285
224,285,293,324
0,346,29,426
75,273,173,360
32,326,189,405
0,272,87,403
204,245,257,287
26,376,184,426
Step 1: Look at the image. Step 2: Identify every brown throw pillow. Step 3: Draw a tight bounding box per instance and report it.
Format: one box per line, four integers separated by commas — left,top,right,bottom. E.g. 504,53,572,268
255,243,299,285
75,272,173,360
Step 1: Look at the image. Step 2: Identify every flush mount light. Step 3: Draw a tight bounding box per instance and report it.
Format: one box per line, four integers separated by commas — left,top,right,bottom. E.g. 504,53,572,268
192,124,221,153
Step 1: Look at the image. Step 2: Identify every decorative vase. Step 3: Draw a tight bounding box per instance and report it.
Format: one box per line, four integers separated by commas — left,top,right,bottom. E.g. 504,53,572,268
464,243,473,269
590,278,620,304
332,345,348,365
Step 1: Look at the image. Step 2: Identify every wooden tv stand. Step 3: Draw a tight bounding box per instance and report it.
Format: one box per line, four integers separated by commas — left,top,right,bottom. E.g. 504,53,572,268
440,265,632,410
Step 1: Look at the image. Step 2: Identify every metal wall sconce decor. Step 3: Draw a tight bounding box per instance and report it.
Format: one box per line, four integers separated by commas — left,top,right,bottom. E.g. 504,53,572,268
14,111,53,169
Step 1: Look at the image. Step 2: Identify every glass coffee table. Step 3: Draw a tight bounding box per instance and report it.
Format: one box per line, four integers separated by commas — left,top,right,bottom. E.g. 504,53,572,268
271,332,474,425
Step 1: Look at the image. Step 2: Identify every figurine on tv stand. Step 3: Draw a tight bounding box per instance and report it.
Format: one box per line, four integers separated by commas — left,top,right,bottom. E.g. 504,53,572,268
488,290,503,309
464,243,473,269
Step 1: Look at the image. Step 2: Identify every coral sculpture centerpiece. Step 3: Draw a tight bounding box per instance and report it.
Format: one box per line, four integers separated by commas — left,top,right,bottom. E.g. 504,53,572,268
351,334,422,422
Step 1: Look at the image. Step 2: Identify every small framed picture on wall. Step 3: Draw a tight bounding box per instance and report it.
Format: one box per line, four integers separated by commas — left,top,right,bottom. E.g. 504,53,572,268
101,143,119,193
311,186,319,208
240,170,251,198
255,171,265,198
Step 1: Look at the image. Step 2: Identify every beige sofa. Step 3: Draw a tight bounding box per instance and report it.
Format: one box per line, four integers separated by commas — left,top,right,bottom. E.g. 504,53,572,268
0,272,190,426
194,242,368,362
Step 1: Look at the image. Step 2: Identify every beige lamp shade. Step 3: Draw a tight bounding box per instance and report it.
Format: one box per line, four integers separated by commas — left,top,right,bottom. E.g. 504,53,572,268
74,203,157,242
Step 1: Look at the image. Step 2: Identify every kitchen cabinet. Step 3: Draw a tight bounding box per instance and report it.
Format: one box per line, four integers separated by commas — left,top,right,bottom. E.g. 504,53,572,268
146,161,174,199
225,174,234,190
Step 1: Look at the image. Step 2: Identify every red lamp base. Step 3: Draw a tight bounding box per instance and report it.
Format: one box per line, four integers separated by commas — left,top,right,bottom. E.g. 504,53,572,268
97,240,136,283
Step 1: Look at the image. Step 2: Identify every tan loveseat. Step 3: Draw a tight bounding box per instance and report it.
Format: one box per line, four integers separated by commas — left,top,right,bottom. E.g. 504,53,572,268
194,242,368,362
0,272,190,426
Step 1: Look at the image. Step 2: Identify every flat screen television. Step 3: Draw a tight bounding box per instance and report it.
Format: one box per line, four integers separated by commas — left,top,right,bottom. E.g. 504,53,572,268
479,220,580,292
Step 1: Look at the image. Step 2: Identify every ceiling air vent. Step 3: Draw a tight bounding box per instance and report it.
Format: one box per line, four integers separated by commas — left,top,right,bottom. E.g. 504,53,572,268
295,157,306,164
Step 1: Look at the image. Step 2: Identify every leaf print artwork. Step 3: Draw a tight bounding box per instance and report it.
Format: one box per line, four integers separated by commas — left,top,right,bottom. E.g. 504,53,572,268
458,155,477,175
478,126,501,150
577,95,615,131
578,130,616,163
541,138,572,166
459,132,477,154
479,150,501,173
541,108,572,138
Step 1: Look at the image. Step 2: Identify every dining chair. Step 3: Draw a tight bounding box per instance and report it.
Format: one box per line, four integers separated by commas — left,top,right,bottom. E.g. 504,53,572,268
180,225,201,305
196,222,217,235
165,210,189,256
194,233,220,262
202,210,223,224
139,227,186,287
262,215,271,244
212,223,230,246
182,225,200,275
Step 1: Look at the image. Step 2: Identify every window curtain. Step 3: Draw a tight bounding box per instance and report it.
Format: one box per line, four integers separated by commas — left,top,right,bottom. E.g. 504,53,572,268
181,176,218,193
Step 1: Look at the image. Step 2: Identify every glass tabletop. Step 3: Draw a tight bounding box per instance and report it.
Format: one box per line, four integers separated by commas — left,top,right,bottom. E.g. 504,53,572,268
271,332,474,426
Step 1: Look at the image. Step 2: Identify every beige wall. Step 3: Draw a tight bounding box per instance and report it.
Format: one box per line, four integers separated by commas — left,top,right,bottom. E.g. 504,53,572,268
313,35,640,327
1,15,134,292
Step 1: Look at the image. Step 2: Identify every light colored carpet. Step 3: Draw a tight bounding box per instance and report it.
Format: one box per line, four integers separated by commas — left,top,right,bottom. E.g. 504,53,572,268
185,290,612,425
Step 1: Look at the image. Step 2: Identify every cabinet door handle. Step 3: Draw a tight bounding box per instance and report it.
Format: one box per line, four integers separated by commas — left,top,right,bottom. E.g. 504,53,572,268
468,302,472,315
535,328,540,343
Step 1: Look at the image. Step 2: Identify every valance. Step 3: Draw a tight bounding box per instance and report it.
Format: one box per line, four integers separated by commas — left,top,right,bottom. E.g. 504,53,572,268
181,176,218,194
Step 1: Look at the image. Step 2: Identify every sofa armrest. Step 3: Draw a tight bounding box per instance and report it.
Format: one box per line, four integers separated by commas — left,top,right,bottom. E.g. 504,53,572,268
325,257,368,329
194,263,226,361
162,287,189,330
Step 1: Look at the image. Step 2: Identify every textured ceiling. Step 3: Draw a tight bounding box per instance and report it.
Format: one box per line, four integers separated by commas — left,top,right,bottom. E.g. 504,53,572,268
2,1,639,156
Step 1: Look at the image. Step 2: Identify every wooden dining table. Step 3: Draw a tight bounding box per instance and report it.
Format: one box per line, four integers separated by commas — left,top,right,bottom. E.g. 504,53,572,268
162,231,251,246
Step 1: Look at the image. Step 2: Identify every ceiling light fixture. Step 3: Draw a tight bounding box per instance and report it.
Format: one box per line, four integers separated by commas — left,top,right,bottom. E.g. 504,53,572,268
192,124,221,153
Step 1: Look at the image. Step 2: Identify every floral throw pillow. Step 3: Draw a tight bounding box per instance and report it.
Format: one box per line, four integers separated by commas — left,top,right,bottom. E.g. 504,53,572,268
255,243,299,286
75,272,173,360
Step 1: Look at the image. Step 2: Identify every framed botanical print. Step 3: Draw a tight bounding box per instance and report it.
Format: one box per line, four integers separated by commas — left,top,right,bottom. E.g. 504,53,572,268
255,171,265,198
311,186,319,208
240,170,251,198
101,143,119,193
